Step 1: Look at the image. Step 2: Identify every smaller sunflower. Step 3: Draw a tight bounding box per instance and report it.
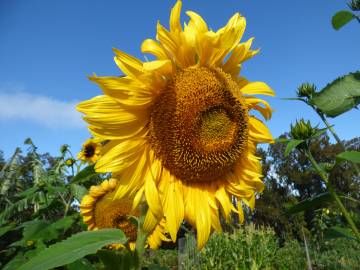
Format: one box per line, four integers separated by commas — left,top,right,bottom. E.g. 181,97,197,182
80,179,169,250
77,138,102,163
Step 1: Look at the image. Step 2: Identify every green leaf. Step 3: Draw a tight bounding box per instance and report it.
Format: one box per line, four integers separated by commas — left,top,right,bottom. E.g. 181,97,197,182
16,187,39,198
281,97,304,101
310,71,360,117
2,253,27,270
0,224,16,238
71,165,97,184
66,258,96,270
311,127,329,139
70,184,88,202
12,216,74,248
148,264,171,270
18,229,126,270
325,226,356,240
284,139,304,156
336,151,360,163
287,192,333,214
275,137,290,144
332,10,356,30
98,249,139,270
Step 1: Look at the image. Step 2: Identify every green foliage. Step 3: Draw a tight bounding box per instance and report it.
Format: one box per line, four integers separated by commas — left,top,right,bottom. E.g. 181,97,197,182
181,225,278,270
273,240,306,270
143,249,178,269
98,249,141,270
332,10,356,30
310,71,360,117
71,165,97,184
0,140,105,269
284,139,304,156
336,150,360,163
325,226,356,240
17,229,126,270
70,184,88,202
287,192,333,214
311,238,360,270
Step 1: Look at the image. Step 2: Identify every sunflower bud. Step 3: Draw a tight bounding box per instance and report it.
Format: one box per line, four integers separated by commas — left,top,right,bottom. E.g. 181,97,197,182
297,83,316,98
323,162,334,173
65,158,75,166
348,0,360,10
60,144,69,154
290,119,317,140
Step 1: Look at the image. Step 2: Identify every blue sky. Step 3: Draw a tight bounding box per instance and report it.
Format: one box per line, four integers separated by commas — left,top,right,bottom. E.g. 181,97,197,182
0,0,359,158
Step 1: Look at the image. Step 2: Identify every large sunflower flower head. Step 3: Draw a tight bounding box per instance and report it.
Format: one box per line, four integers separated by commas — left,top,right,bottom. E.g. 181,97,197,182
78,0,274,249
80,179,169,250
77,138,102,163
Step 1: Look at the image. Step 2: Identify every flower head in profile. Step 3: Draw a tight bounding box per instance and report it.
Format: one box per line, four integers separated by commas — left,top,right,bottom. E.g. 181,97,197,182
78,1,274,249
80,179,169,250
77,138,102,163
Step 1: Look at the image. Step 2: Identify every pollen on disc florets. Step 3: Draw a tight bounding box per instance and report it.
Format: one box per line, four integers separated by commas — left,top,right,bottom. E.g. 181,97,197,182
149,66,249,183
84,144,95,158
94,193,138,241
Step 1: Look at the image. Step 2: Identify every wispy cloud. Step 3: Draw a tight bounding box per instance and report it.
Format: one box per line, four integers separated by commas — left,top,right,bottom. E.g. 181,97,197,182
0,90,85,129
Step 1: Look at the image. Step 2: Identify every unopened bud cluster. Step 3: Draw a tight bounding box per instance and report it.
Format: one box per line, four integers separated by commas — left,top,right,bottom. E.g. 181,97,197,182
65,158,75,166
290,119,317,140
60,144,69,154
348,0,360,11
297,83,316,98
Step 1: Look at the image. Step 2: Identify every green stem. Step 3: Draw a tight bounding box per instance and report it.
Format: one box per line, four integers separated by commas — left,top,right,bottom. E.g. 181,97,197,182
135,202,148,269
314,108,360,176
306,149,360,242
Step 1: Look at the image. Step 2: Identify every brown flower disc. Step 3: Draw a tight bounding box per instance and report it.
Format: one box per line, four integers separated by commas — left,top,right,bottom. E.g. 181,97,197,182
149,67,249,183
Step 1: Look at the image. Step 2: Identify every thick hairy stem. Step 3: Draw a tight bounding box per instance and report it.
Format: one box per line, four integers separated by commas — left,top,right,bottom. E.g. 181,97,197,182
306,149,360,242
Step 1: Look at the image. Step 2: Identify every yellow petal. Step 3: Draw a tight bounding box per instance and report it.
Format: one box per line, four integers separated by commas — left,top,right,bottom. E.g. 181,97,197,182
82,215,93,223
242,193,256,211
108,178,118,190
114,148,149,199
215,186,232,222
170,0,182,33
83,124,145,145
95,139,146,173
80,195,96,207
223,38,257,75
249,116,274,143
245,97,273,120
241,82,275,96
143,60,173,76
141,39,168,60
144,160,163,220
113,48,145,78
159,171,184,242
89,185,106,197
89,76,153,108
77,96,148,131
186,11,208,33
210,209,222,232
209,13,246,66
237,202,245,223
129,242,136,251
131,186,144,212
156,22,177,58
143,210,158,233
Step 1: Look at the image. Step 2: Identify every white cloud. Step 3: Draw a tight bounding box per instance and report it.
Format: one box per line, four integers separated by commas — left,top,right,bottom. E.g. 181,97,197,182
0,91,85,129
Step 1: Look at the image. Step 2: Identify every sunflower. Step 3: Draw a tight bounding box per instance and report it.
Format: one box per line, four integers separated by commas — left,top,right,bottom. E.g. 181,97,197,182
77,1,274,249
80,178,169,250
77,138,102,163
